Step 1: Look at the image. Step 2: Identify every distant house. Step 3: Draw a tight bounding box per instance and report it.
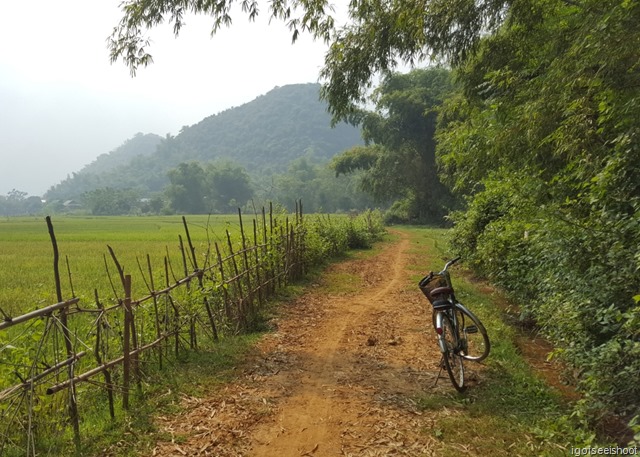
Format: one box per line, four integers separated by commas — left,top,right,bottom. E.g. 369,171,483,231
63,200,81,210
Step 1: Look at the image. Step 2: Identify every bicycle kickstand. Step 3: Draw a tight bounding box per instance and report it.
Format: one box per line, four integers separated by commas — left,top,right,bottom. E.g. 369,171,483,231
433,355,446,387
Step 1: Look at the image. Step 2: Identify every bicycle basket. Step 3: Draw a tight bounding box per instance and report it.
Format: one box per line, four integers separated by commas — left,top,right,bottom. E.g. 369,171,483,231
418,273,450,305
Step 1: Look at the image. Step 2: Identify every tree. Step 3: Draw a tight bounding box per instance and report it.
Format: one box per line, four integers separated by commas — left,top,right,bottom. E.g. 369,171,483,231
108,0,510,120
263,156,375,213
24,196,44,215
165,162,207,213
164,161,254,213
0,190,43,216
332,68,455,223
83,187,140,215
205,162,253,213
437,0,640,423
7,189,27,203
141,194,165,214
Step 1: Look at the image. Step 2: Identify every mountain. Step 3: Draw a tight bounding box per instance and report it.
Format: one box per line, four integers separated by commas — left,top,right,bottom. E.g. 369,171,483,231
80,133,163,175
165,83,363,173
44,84,363,200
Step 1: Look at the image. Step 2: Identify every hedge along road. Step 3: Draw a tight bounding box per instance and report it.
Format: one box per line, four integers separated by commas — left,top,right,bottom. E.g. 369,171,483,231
136,228,579,457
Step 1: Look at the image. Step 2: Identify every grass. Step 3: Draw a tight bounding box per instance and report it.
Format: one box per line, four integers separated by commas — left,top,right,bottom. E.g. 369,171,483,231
398,225,599,455
1,220,607,455
74,333,264,457
315,232,396,295
319,271,363,294
0,215,258,316
1,212,383,456
0,214,282,456
0,325,265,457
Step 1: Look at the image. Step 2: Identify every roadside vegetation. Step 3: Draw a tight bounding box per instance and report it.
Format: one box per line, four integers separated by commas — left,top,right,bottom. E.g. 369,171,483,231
0,210,386,456
404,226,615,454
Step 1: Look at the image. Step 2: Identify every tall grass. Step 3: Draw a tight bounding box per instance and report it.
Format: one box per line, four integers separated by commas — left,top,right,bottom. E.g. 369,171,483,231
0,215,244,316
0,211,386,456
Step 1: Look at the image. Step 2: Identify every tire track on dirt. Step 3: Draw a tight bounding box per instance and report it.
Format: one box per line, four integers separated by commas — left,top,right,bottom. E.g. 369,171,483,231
249,235,413,456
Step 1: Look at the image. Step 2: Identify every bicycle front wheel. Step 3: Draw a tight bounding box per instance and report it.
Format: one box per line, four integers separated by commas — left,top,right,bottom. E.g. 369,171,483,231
454,303,491,362
441,313,465,392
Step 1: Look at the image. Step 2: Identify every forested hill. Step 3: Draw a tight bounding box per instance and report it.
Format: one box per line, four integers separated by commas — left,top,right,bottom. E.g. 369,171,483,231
80,133,163,175
45,83,363,200
166,83,362,173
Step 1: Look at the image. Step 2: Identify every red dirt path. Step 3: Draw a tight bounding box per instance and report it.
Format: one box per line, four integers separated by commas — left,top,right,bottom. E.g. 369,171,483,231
142,230,566,456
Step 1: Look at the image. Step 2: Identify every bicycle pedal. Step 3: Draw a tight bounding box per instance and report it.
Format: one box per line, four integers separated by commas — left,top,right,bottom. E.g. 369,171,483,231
465,325,478,334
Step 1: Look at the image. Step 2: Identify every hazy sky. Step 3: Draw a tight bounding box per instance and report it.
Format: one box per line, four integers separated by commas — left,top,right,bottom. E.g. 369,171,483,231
0,1,331,196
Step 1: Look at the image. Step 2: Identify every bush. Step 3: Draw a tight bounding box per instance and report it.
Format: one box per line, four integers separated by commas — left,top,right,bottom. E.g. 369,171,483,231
304,210,386,266
449,173,640,433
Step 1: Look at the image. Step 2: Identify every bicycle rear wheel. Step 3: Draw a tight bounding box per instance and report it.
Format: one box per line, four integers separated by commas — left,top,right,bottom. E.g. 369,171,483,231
441,313,465,392
454,303,490,362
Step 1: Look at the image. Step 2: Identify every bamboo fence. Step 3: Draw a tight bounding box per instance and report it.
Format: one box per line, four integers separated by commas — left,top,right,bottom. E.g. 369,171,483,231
0,203,306,455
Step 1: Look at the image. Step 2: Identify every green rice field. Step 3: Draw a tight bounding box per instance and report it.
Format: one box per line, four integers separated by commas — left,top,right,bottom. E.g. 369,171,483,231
0,215,263,317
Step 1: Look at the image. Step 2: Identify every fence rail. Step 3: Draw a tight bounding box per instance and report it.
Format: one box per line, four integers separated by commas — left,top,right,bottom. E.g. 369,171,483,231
0,204,306,455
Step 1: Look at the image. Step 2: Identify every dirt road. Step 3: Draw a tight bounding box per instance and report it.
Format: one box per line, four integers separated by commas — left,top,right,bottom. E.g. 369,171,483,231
149,232,470,456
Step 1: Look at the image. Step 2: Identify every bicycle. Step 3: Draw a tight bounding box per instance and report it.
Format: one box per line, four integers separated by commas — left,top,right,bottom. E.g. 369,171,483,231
418,257,490,392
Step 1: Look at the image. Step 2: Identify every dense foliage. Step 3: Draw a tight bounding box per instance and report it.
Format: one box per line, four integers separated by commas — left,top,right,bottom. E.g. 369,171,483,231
332,68,456,223
437,0,640,431
0,190,43,216
259,156,377,213
7,159,375,216
162,161,252,213
304,210,386,266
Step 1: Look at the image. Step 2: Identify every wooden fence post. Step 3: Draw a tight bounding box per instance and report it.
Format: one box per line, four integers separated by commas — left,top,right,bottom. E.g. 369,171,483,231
178,235,197,350
182,217,219,342
238,209,255,320
215,242,233,325
226,230,247,331
147,255,163,370
261,207,273,294
299,200,305,277
283,220,289,285
94,290,115,420
123,274,132,410
164,257,179,357
46,216,80,447
253,219,263,309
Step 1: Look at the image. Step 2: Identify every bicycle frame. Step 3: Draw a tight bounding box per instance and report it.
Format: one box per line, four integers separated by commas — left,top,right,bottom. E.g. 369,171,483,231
429,257,460,351
434,308,456,353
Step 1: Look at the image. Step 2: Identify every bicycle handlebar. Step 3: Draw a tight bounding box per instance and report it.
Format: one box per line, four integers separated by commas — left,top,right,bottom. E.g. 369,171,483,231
442,256,461,272
419,257,462,286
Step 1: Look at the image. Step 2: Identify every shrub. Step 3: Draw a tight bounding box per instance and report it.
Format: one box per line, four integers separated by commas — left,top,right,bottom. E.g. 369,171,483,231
449,173,640,433
304,210,386,266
